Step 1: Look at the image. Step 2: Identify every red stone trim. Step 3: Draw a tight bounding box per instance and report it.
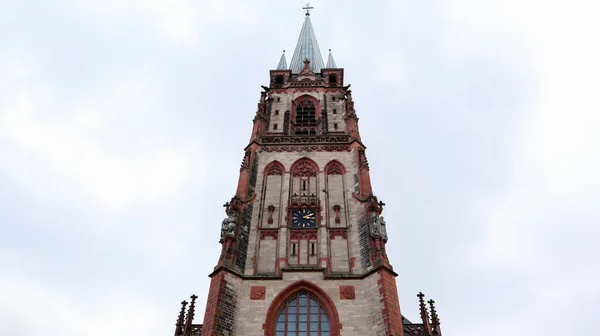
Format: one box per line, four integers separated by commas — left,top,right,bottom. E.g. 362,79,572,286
250,286,266,300
262,280,342,336
349,257,357,272
290,157,319,177
329,229,348,240
200,272,225,335
268,87,346,94
290,230,318,240
261,144,351,152
377,269,405,336
324,160,346,175
264,160,285,175
339,286,355,300
260,229,279,240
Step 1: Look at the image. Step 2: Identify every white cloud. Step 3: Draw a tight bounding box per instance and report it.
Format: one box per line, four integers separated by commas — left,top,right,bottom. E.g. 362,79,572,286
0,91,193,209
0,272,163,336
0,51,196,210
68,0,260,44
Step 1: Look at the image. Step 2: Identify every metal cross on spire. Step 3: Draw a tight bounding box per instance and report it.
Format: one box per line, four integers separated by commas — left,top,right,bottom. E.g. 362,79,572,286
303,3,313,15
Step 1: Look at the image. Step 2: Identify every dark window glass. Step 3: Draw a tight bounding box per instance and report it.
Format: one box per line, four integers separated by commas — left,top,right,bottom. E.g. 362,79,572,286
275,292,331,336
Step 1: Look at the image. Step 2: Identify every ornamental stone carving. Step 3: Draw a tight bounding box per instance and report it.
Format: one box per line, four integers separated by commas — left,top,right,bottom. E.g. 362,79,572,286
339,286,355,300
250,286,266,300
220,209,238,243
369,213,388,243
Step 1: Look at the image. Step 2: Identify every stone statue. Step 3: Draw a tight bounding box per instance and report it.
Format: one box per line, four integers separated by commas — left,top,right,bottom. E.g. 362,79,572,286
378,216,388,243
220,209,238,243
370,213,381,237
369,213,388,242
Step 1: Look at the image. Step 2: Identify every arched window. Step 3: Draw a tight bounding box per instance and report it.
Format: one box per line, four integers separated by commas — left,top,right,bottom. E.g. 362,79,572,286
275,292,331,336
295,100,317,135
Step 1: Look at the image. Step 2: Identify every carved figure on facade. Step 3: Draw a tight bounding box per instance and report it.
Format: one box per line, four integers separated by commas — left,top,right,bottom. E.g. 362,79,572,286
369,213,388,242
339,285,355,300
250,286,266,300
220,208,238,243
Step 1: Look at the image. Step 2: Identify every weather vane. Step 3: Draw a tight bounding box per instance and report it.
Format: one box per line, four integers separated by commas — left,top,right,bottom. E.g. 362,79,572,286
303,3,313,15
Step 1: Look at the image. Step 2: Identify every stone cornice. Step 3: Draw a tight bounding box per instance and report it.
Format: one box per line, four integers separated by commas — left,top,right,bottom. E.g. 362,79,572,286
208,263,397,280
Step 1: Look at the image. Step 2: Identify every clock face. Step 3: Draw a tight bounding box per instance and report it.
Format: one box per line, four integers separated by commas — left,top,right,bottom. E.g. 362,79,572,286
291,209,317,228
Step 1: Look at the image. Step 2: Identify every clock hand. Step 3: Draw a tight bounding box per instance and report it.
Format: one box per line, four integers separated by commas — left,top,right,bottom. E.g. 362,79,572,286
303,215,314,219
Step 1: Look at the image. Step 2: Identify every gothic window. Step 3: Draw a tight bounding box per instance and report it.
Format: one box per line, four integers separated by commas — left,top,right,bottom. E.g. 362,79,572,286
275,292,331,336
291,159,318,177
265,161,283,176
326,162,344,175
295,100,317,135
275,75,284,85
291,158,318,197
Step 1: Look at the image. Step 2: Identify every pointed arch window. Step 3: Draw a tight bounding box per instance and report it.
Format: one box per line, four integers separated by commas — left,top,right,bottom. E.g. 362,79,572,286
275,292,331,336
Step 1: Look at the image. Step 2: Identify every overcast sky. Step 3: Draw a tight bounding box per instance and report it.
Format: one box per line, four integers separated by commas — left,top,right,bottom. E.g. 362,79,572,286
1,1,599,335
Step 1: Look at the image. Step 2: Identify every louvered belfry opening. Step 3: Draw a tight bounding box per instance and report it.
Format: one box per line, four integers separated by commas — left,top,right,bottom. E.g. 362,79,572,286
295,100,317,135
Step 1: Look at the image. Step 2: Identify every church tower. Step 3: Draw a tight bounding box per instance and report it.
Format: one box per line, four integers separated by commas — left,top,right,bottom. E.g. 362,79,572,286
172,8,443,336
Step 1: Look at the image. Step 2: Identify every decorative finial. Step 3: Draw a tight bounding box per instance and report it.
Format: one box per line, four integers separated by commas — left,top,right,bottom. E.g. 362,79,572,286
428,299,440,325
418,292,433,336
174,300,188,336
329,48,332,52
303,3,313,15
283,49,285,53
378,200,386,213
183,294,198,335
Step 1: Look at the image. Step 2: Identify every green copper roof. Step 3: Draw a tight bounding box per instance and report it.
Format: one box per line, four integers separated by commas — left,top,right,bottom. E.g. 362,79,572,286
326,49,337,68
277,50,287,70
289,13,325,74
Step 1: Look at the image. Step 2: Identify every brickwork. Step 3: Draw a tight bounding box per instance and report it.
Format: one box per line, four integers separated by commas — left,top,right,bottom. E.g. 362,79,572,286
325,174,346,227
172,16,443,336
216,276,238,336
377,269,405,335
357,209,372,269
257,237,277,273
261,175,283,228
330,236,349,272
200,272,225,335
234,206,253,273
228,270,398,336
248,154,259,197
249,150,369,274
326,94,347,133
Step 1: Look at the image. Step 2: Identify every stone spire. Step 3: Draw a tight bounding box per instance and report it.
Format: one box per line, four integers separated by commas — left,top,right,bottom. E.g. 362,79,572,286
289,9,325,73
277,50,287,70
326,49,337,68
